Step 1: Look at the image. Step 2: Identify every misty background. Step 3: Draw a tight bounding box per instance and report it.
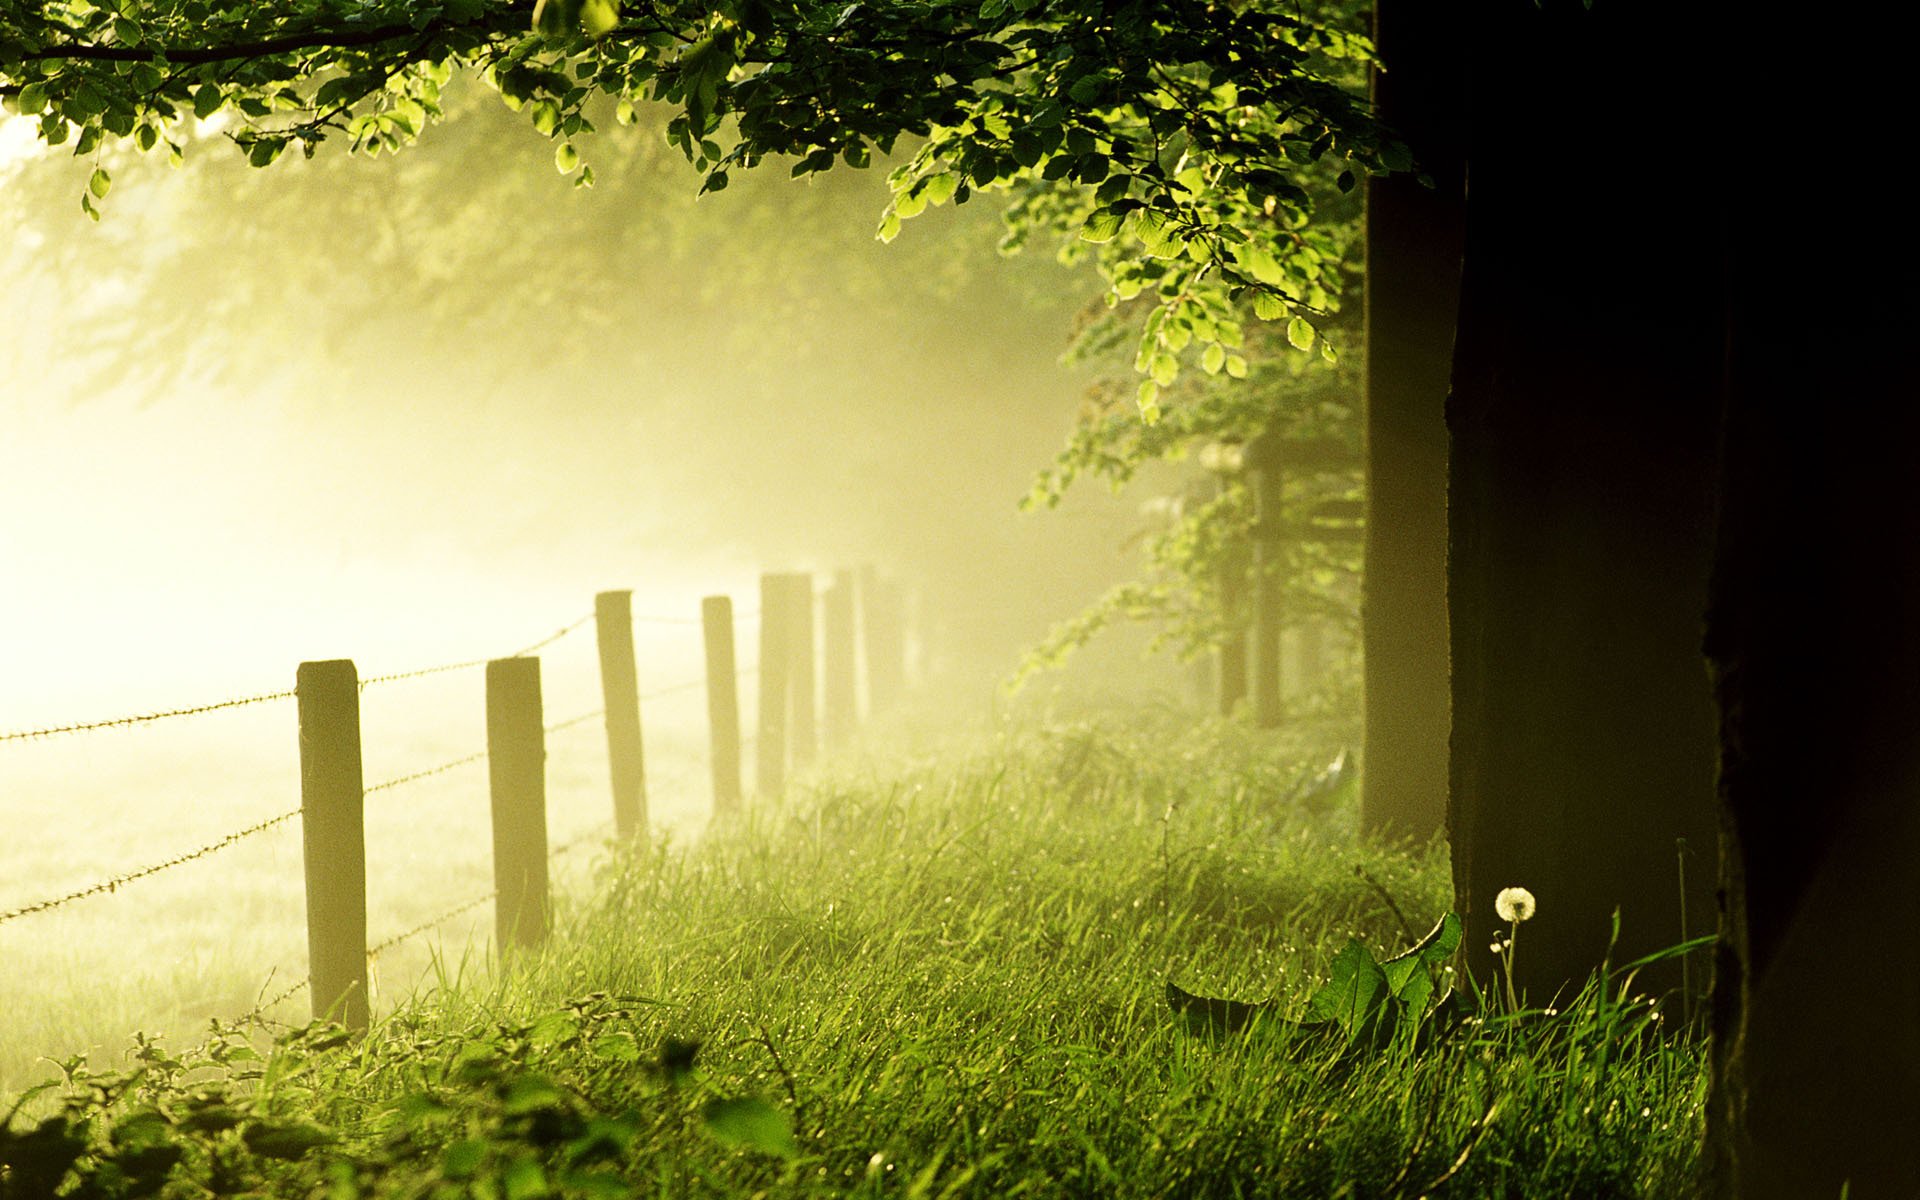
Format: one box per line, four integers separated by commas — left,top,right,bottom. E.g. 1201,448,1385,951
0,85,1198,1075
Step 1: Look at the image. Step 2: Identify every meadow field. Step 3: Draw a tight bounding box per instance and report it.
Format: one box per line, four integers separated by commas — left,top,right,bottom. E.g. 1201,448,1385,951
0,708,1706,1198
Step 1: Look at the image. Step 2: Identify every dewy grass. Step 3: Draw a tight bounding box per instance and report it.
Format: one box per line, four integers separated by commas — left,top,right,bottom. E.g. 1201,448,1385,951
0,714,1706,1198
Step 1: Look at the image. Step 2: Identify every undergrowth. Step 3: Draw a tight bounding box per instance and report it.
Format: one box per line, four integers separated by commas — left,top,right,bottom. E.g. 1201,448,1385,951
0,714,1705,1198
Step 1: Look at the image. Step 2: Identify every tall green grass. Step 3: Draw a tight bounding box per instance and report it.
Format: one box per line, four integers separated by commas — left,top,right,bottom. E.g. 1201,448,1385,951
0,714,1705,1198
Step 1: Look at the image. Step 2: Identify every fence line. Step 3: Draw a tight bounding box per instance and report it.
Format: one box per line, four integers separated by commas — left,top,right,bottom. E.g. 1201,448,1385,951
365,750,489,796
0,688,297,744
4,569,907,1036
0,806,301,925
511,611,595,657
242,820,616,1025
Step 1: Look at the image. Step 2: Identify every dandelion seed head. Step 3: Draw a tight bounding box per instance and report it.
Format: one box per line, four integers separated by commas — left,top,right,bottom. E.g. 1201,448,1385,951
1495,886,1537,923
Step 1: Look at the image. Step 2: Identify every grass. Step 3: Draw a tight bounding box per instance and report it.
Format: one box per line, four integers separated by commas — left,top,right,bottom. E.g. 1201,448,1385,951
0,711,1707,1198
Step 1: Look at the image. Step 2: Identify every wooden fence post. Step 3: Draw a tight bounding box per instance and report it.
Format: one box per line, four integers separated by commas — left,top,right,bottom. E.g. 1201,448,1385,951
703,596,743,815
488,657,550,952
297,659,369,1031
861,567,905,716
594,590,647,842
785,572,818,768
823,569,858,749
755,573,790,796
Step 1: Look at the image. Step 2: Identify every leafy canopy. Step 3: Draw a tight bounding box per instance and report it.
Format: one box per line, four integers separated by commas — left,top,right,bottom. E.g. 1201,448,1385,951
0,0,1395,405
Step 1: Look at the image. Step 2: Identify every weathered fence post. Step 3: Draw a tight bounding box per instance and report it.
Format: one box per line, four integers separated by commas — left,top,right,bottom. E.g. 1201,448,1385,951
297,659,369,1031
703,595,743,815
823,569,858,749
594,590,647,842
860,567,905,716
755,572,790,796
488,657,550,952
784,572,818,768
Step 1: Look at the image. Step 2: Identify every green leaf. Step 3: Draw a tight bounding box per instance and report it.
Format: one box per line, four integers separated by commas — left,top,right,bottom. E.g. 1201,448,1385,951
88,168,111,199
1286,316,1315,352
701,1097,797,1158
1080,208,1123,243
555,142,580,173
503,1156,550,1200
242,1120,336,1160
1224,354,1248,379
1380,912,1462,1016
580,0,620,37
17,82,48,115
1201,343,1226,375
1303,940,1389,1037
1150,351,1178,387
1136,378,1160,422
876,209,902,242
590,1031,641,1063
441,1139,488,1179
1252,291,1285,321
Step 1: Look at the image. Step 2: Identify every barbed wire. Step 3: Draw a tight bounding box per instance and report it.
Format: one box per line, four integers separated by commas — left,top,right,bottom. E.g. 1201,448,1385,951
358,658,490,691
546,709,604,734
0,688,297,745
365,750,489,795
363,822,613,962
236,972,312,1026
0,806,300,925
512,612,595,657
643,678,704,700
366,891,496,963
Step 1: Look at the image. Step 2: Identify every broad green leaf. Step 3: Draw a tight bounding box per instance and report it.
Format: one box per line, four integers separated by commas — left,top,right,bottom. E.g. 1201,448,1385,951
88,167,111,199
1080,209,1123,243
242,1119,336,1160
1286,316,1316,352
1150,351,1178,387
702,1097,797,1158
1201,343,1226,375
1136,379,1160,422
1303,939,1389,1037
555,141,580,172
441,1139,487,1179
1224,354,1248,378
17,82,48,115
580,0,620,37
1252,291,1285,320
503,1156,549,1200
876,209,902,242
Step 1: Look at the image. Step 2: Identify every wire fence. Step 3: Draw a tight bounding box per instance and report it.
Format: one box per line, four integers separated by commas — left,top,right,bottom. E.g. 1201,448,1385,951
1,580,875,1036
241,820,616,1026
0,689,297,745
0,806,302,926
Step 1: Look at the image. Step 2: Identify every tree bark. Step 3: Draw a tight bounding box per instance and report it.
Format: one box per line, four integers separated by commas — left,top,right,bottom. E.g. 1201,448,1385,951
1446,0,1720,999
1360,0,1465,844
1703,16,1920,1194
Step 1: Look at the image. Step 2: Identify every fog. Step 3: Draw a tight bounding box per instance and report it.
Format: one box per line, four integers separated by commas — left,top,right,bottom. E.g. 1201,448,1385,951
1,90,1181,722
0,92,1204,1078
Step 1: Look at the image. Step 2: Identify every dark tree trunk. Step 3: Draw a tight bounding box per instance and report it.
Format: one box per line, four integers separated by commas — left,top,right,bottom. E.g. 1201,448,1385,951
1360,0,1466,844
1704,17,1920,1194
1446,0,1720,999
